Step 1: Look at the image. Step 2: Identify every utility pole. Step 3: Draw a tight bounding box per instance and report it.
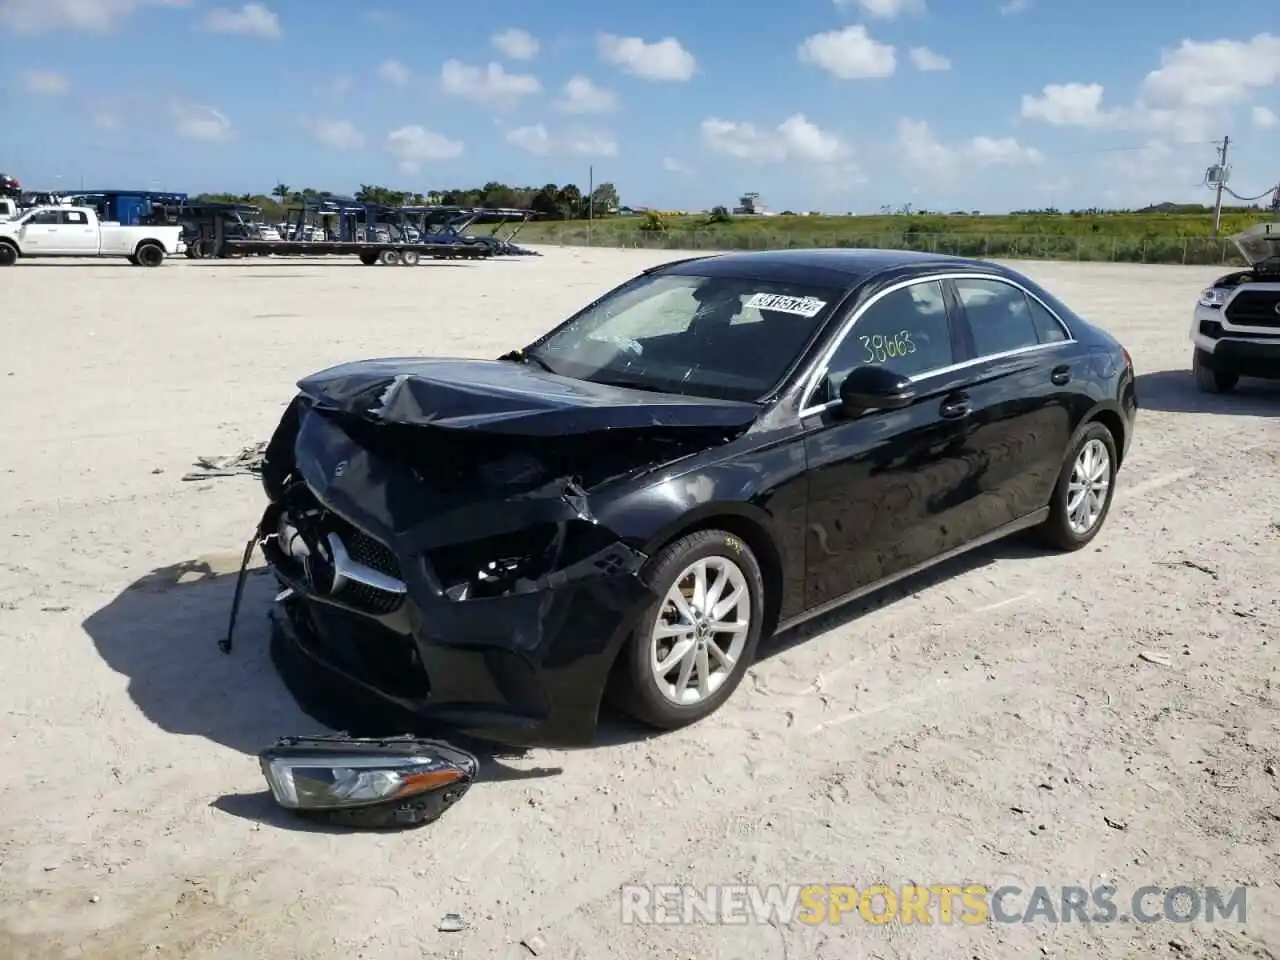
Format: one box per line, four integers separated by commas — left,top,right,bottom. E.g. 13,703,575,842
587,164,594,247
1211,135,1229,239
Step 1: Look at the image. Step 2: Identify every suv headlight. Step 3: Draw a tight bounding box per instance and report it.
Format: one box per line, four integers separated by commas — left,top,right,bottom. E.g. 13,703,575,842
259,735,478,828
1198,287,1229,308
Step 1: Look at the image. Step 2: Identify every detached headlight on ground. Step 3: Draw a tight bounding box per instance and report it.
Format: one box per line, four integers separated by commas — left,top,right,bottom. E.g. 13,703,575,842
258,734,479,828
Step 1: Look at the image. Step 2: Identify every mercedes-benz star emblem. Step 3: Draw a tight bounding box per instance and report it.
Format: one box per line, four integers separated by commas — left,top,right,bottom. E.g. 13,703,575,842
333,459,348,479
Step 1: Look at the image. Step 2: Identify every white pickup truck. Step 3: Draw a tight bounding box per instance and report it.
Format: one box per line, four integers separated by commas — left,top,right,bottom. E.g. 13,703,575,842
0,206,185,266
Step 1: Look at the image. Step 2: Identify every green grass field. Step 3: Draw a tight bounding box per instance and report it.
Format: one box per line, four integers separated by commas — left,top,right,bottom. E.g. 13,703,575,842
511,211,1264,266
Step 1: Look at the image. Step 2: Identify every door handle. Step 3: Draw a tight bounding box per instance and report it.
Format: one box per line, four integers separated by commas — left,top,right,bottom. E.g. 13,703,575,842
939,392,970,419
1050,364,1071,385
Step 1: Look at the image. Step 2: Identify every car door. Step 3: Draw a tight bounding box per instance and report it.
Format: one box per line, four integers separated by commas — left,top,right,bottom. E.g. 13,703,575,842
58,209,98,254
17,209,60,251
800,277,979,609
940,275,1079,536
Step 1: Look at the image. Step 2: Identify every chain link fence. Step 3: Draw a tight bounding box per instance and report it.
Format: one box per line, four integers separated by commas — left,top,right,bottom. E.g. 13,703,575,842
532,228,1247,266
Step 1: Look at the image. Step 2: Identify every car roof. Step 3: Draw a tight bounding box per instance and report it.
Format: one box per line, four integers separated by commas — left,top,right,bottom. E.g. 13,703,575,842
653,247,1000,288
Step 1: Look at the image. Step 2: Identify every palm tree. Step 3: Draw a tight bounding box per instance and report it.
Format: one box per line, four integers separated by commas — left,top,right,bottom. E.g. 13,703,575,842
272,183,290,204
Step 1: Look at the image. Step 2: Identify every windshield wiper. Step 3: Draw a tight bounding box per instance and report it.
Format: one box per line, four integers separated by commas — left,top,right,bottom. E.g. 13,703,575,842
499,348,557,375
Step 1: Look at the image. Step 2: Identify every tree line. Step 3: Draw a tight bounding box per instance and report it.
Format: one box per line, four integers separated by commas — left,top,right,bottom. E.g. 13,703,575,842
193,181,623,219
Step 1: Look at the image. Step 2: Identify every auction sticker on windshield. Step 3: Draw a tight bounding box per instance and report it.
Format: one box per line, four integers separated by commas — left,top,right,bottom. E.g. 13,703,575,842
745,293,827,318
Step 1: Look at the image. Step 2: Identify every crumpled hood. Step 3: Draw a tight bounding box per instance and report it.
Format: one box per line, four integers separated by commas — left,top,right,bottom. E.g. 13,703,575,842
295,357,762,436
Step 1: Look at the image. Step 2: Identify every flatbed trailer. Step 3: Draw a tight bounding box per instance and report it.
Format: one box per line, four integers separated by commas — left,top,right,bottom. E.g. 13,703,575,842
220,238,490,263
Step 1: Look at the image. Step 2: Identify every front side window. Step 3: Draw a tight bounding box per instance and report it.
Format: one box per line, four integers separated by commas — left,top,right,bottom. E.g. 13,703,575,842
817,280,955,403
25,210,60,225
526,273,843,401
954,278,1044,357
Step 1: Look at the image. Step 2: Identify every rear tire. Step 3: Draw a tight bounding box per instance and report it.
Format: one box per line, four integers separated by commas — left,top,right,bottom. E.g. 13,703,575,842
1036,422,1118,552
614,529,765,731
358,251,379,266
1192,349,1238,393
379,249,400,265
399,248,420,266
0,242,17,266
135,242,164,267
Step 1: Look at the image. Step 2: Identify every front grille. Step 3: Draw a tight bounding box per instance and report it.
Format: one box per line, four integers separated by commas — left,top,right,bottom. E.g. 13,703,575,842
275,498,406,616
1224,290,1280,328
345,527,402,580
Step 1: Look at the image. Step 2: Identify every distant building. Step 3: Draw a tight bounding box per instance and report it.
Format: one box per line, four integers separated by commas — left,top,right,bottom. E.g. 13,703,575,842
733,192,764,215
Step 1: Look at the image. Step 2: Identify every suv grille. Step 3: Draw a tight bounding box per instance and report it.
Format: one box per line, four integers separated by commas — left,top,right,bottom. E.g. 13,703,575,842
1224,289,1280,328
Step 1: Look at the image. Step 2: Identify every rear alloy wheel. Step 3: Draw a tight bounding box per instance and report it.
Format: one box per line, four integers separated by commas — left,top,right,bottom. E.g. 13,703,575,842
1036,423,1117,551
399,248,420,266
616,529,765,730
134,242,165,267
1192,348,1238,393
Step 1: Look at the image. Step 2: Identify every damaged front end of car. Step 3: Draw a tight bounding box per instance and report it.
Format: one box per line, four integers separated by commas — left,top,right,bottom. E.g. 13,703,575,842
233,358,759,746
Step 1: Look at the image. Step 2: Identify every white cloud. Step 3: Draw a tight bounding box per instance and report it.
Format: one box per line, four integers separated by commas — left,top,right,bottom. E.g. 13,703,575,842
701,113,849,165
439,59,540,107
1253,105,1278,129
1020,83,1115,128
506,124,618,157
662,157,693,175
172,102,232,141
200,3,279,38
897,119,1041,177
309,118,363,150
555,75,616,114
22,69,69,95
386,125,464,174
491,28,538,60
598,33,696,82
0,0,188,34
1019,34,1280,144
909,47,950,71
378,58,410,86
798,26,896,80
1000,0,1030,12
834,0,925,17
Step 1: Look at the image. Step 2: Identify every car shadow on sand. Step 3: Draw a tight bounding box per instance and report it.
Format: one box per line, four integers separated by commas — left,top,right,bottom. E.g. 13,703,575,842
1134,368,1280,416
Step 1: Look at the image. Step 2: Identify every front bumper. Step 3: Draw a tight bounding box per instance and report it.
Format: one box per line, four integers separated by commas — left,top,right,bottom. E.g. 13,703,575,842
260,499,655,747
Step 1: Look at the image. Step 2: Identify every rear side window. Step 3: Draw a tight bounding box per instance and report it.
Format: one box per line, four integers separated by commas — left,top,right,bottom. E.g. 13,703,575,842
954,278,1042,357
61,210,88,225
1026,296,1068,343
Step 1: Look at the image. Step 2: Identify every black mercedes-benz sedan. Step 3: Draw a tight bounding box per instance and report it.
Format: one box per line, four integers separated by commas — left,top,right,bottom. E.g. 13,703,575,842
253,248,1137,746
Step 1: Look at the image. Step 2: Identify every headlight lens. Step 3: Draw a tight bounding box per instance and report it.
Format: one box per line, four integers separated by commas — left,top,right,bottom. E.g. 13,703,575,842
1198,287,1228,308
258,736,478,826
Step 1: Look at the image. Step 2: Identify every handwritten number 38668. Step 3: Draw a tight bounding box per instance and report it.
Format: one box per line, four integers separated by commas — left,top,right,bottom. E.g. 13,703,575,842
861,331,916,363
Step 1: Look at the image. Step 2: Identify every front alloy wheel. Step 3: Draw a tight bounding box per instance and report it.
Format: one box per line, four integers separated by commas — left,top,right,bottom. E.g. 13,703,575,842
650,556,752,706
615,529,765,730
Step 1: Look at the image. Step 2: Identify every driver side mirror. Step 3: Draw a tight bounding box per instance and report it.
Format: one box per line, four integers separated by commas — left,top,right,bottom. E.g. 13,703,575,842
838,365,916,416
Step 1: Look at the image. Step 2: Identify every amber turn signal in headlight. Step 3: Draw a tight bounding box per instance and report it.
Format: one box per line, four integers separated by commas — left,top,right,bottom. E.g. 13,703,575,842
258,734,479,829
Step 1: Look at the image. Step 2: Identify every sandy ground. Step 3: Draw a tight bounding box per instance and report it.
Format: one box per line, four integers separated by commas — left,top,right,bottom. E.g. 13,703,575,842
1,247,1278,960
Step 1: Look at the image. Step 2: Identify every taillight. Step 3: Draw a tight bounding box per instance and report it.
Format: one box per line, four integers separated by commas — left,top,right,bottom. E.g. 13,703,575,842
1122,347,1133,371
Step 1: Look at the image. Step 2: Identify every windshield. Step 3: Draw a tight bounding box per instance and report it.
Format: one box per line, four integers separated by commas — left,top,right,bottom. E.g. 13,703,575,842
526,273,843,402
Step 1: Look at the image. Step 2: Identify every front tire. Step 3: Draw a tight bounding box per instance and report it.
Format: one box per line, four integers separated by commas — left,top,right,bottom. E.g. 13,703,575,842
1192,349,1238,393
0,242,17,266
1036,422,1118,551
616,530,765,730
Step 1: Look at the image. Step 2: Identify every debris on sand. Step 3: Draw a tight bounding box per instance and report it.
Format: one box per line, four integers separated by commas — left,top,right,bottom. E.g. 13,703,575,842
181,442,268,481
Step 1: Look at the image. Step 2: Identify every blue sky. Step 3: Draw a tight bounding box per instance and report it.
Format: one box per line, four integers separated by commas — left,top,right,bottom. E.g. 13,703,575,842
1,0,1277,213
